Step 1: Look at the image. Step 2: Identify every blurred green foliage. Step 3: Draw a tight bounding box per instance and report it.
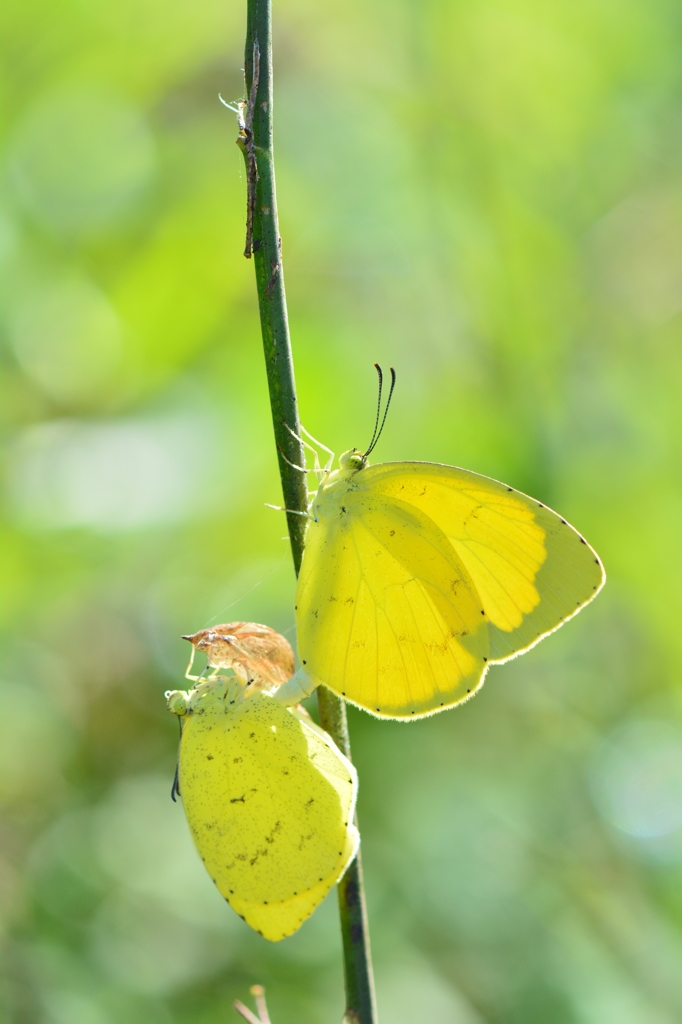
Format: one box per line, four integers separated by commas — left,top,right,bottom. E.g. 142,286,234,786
2,0,682,1021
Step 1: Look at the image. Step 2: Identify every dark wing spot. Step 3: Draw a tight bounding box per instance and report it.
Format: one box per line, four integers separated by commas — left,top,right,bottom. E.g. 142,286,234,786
302,659,307,664
483,657,487,662
507,487,513,492
560,519,567,525
579,537,586,545
537,502,544,508
594,558,600,565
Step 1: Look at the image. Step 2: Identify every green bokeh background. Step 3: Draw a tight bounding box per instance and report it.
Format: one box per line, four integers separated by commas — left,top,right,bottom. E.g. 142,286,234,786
2,1,682,1021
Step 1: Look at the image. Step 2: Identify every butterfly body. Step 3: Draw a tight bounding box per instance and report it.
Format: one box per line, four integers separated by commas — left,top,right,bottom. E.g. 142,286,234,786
288,452,605,720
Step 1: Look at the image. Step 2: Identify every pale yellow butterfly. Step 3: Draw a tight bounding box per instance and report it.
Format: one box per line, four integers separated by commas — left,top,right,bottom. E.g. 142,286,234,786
277,366,605,720
167,625,358,941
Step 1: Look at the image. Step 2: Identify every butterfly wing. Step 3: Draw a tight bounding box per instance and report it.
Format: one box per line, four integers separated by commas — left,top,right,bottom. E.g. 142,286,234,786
359,462,605,663
178,684,358,941
296,491,490,718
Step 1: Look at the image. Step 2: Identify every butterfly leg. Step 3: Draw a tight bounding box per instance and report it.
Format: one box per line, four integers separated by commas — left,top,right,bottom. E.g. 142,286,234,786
284,422,325,456
283,422,318,460
285,423,334,480
300,426,335,476
300,424,334,461
265,503,314,519
278,448,312,474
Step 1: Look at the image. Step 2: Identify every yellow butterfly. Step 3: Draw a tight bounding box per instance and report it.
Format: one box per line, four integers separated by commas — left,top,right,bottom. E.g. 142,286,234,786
167,629,358,941
277,366,605,720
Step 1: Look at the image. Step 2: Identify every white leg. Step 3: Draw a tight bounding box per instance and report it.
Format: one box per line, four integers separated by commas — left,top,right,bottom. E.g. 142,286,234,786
301,425,334,459
265,503,314,519
284,423,320,460
278,450,311,474
285,423,334,478
301,428,334,476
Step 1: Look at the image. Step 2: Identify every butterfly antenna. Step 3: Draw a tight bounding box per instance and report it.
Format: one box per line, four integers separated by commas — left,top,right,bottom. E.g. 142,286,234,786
363,362,384,456
364,364,396,458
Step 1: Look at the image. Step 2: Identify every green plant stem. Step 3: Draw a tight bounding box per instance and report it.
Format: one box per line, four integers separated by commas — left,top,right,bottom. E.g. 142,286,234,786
317,689,377,1024
240,4,377,1022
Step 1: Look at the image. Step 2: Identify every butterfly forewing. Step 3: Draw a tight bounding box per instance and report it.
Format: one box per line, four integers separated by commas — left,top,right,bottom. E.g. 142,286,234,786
360,462,605,665
297,489,489,718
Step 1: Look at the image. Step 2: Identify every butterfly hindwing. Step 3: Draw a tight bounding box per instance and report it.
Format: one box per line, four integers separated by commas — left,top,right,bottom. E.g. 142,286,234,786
295,458,604,719
178,682,358,940
357,462,605,664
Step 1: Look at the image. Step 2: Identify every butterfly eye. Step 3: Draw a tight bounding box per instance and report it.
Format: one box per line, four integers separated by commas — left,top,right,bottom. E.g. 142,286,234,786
339,449,366,472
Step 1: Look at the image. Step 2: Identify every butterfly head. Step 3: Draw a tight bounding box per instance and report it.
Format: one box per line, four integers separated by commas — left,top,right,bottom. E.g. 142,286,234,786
338,448,368,475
